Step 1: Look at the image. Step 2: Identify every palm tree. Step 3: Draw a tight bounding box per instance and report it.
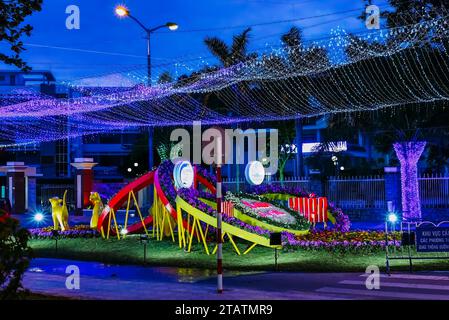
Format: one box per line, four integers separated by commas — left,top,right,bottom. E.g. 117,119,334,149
204,27,256,67
275,26,329,180
203,28,257,190
157,71,173,84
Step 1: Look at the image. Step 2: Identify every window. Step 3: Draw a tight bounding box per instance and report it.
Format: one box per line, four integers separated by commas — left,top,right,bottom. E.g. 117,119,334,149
99,134,121,144
41,156,54,164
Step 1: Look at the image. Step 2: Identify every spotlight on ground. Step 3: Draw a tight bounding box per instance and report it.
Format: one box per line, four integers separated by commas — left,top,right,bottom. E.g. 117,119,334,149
34,212,44,222
121,228,128,236
387,213,398,223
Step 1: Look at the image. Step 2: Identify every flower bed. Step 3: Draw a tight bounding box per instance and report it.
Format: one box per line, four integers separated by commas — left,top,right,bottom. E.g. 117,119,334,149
251,184,351,232
158,161,216,207
195,165,217,185
225,192,310,231
156,161,372,251
29,225,99,239
282,230,401,252
157,160,177,206
252,184,309,197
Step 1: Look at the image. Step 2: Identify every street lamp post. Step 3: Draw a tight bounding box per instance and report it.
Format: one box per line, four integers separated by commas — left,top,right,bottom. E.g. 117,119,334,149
114,5,178,176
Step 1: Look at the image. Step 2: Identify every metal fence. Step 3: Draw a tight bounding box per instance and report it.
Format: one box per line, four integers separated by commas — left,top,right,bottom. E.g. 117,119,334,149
419,174,449,208
31,172,449,218
325,176,386,209
222,176,311,193
222,178,248,193
267,176,312,192
223,174,449,210
38,184,75,210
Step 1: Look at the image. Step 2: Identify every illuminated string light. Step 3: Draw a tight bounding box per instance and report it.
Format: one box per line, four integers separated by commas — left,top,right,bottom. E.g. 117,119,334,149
393,141,427,221
0,12,449,146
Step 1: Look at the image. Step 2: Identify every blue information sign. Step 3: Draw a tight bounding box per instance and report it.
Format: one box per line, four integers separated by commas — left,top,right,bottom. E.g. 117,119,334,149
416,226,449,252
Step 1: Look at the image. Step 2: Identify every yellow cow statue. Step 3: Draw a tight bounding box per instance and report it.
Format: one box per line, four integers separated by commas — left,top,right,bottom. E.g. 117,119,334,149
89,192,103,229
49,190,69,231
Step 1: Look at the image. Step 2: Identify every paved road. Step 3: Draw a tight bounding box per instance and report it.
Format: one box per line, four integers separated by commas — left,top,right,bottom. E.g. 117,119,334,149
23,258,449,300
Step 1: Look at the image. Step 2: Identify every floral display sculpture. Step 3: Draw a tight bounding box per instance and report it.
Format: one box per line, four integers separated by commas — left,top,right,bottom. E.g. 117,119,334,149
89,192,104,229
31,160,365,252
224,192,310,232
177,188,272,238
251,184,351,232
158,160,349,236
49,190,69,231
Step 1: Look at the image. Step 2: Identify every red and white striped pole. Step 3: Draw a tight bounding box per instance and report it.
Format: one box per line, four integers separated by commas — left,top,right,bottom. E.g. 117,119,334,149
216,136,223,294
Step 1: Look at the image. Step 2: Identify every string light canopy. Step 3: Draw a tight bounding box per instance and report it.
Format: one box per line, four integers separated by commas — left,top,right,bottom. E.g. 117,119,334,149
1,11,449,147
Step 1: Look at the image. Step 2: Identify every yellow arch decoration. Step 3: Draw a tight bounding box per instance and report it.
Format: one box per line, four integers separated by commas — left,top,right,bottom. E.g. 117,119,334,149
176,196,281,255
199,198,309,236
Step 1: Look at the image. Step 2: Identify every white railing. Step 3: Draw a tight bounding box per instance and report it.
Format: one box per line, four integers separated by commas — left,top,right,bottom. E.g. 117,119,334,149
222,175,311,193
419,173,449,208
325,176,386,209
221,174,449,210
38,184,75,208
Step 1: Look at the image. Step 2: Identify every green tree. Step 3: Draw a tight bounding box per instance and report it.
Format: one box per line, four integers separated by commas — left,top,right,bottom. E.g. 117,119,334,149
204,27,256,67
377,0,449,30
0,0,43,71
157,71,173,84
256,27,329,180
0,214,33,299
203,28,257,189
272,120,296,182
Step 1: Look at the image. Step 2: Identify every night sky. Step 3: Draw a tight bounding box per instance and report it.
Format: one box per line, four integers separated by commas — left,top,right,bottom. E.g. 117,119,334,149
0,0,386,82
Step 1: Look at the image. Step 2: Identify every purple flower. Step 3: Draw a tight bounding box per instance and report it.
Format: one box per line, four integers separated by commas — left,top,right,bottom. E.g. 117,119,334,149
28,225,99,239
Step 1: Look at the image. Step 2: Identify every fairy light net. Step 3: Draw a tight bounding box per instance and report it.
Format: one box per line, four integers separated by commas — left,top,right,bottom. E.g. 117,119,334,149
1,12,449,147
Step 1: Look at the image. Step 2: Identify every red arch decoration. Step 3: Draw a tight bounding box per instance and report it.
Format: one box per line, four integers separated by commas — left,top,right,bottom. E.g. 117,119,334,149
97,167,216,235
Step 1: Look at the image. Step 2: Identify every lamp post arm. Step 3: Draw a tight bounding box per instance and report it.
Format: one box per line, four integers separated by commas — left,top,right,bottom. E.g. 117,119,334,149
127,14,167,34
148,24,168,33
128,14,150,33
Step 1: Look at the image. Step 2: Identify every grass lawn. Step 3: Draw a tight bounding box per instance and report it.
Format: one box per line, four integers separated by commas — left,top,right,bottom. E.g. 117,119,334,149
29,236,449,272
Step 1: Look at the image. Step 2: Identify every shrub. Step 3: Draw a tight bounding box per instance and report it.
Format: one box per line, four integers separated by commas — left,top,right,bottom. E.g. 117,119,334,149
0,213,33,299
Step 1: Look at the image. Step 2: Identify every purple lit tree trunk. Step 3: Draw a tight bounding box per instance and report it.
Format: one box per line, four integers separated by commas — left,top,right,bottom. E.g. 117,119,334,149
393,141,426,221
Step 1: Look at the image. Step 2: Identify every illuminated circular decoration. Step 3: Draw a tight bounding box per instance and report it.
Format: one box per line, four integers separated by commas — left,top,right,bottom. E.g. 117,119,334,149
245,161,265,186
173,161,194,189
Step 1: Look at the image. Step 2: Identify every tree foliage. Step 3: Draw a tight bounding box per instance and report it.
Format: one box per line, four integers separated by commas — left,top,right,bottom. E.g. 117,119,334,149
204,28,257,67
149,2,449,175
0,0,43,71
0,213,33,299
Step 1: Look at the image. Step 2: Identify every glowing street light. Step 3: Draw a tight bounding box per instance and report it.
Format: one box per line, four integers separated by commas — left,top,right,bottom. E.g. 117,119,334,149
114,5,129,17
113,4,178,176
127,168,132,173
113,4,179,85
166,22,179,31
134,162,139,167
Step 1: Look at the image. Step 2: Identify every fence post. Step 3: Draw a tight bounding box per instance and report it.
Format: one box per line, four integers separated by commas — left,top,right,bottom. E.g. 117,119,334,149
309,173,324,197
384,167,401,217
70,158,98,216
